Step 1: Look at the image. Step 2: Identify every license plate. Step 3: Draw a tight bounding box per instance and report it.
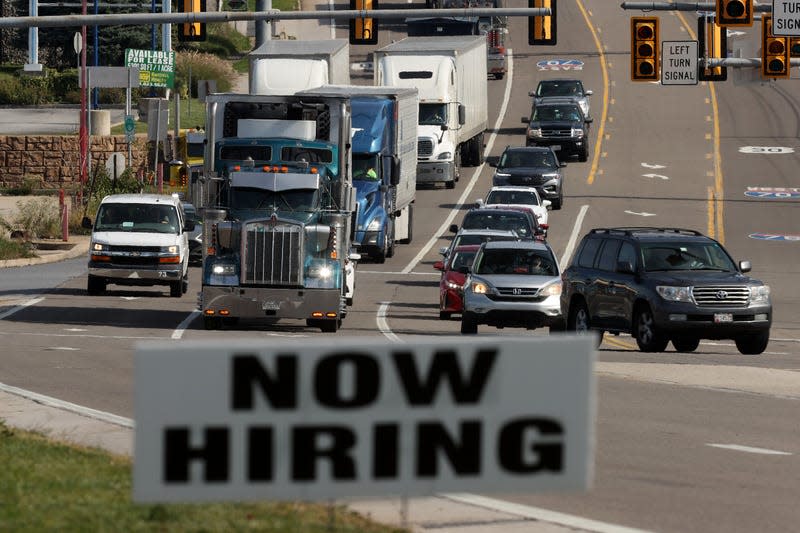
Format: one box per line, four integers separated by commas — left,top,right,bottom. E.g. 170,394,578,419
262,301,281,311
714,313,733,323
550,145,561,151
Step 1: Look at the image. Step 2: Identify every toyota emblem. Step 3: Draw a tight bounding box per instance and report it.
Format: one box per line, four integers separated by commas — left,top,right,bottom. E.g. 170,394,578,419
715,290,728,300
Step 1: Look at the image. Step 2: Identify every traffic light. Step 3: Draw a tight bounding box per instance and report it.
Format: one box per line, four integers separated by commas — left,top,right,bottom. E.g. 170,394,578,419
631,17,659,82
528,0,557,46
715,0,752,27
179,0,206,42
761,14,790,79
349,0,378,45
791,38,800,58
698,14,727,82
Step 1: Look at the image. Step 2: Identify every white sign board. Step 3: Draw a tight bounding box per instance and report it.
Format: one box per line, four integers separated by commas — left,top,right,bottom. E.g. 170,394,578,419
772,0,800,36
661,40,698,85
133,336,595,503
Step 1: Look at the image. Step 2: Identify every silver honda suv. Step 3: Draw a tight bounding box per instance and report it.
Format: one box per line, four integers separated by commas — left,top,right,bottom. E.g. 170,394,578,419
460,240,564,334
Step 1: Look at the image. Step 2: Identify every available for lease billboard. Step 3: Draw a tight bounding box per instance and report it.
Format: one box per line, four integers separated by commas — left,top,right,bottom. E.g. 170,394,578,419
124,48,175,88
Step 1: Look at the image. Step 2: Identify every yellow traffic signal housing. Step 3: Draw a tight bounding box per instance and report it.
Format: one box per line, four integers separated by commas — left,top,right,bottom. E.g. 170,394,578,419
631,17,659,82
761,14,790,79
349,0,378,45
528,0,557,46
698,15,727,81
716,0,752,27
179,0,206,42
791,38,800,58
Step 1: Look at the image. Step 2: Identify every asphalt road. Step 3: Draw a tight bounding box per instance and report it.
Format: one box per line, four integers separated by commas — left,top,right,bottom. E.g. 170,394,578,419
2,1,800,532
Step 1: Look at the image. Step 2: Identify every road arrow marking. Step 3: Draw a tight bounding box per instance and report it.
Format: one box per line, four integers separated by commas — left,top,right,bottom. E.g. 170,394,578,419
642,173,669,180
625,210,656,217
641,162,666,169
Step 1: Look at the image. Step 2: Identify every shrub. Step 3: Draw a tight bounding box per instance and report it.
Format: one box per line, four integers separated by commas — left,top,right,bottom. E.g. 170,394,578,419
175,50,237,97
0,197,61,239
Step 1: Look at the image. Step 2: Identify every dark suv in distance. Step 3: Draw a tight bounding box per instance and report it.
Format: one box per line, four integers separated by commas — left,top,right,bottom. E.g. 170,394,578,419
561,228,772,354
522,98,592,162
530,78,593,119
490,146,566,209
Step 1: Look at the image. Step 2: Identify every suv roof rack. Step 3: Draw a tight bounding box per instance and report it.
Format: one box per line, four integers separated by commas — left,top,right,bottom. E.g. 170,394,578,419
589,227,705,237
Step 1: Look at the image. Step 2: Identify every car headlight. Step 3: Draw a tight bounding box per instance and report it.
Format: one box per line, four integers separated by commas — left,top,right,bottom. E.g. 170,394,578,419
528,128,543,138
656,286,693,302
750,285,771,303
470,281,490,294
542,172,560,183
366,218,382,232
437,152,452,160
445,280,462,290
539,281,562,297
571,128,584,138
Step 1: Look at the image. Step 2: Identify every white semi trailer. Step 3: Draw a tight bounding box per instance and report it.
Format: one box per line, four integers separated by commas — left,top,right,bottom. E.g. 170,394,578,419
249,39,350,95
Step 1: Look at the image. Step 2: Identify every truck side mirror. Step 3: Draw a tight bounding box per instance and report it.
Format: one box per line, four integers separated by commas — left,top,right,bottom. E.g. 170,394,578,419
390,156,400,186
458,104,466,126
81,216,93,229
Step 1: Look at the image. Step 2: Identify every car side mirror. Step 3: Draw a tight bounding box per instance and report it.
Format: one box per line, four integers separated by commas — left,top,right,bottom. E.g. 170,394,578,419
559,161,567,167
475,199,484,208
739,260,751,273
449,224,458,234
585,117,594,124
439,246,450,256
617,260,635,274
527,90,536,97
81,216,93,229
521,116,530,124
585,90,593,96
349,251,362,262
433,261,444,271
542,199,552,210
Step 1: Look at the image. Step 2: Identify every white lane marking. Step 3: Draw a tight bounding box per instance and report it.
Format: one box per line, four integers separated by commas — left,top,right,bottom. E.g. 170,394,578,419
0,381,134,428
172,309,201,340
46,346,80,351
0,297,44,320
400,49,515,276
442,493,654,533
642,173,669,180
0,331,160,340
707,444,792,456
624,210,656,217
358,269,439,277
560,204,590,271
641,162,665,169
64,328,88,332
376,302,402,343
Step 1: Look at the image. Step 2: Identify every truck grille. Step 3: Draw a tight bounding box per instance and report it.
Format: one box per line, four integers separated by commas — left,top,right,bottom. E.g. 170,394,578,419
242,220,302,286
540,129,573,139
692,285,750,307
418,138,434,158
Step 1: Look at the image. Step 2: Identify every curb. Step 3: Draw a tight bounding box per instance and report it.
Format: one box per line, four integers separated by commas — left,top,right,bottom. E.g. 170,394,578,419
0,237,89,269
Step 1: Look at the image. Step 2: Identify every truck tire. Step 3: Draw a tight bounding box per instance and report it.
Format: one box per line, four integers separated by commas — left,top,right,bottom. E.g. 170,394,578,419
87,275,106,295
320,319,340,333
475,132,485,165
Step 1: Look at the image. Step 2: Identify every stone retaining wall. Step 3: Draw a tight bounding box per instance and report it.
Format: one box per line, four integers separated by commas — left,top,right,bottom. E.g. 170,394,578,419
0,134,151,190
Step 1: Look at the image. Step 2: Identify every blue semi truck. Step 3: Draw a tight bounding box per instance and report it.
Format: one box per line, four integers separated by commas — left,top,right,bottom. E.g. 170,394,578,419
301,86,419,263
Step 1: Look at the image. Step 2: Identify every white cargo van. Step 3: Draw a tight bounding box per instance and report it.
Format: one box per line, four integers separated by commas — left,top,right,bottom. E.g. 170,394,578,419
82,194,193,297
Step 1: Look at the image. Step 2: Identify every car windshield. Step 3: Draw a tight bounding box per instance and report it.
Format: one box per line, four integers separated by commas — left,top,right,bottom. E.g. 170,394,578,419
95,203,180,234
475,249,556,275
486,190,541,206
462,212,532,237
500,150,556,169
532,106,582,122
641,242,738,272
537,81,582,97
448,250,477,270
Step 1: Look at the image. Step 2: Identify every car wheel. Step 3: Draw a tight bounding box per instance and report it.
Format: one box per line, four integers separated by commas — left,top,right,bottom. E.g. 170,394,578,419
552,194,563,210
672,338,700,352
567,301,603,347
87,275,106,295
579,148,589,162
735,331,769,355
634,305,668,352
461,312,478,334
439,311,452,320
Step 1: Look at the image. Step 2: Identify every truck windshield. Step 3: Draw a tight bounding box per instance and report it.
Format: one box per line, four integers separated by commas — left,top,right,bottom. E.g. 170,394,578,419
95,203,179,234
353,155,381,181
230,187,320,213
419,104,447,126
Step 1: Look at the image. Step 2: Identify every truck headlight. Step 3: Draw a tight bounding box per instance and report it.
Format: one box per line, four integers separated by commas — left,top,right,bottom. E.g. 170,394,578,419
206,261,239,286
308,263,333,279
437,152,452,160
527,128,543,138
571,128,584,139
212,263,236,275
656,286,693,302
366,218,382,232
750,285,770,303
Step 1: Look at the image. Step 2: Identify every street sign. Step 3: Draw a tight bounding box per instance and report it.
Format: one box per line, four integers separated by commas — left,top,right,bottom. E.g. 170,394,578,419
73,32,82,55
133,336,595,503
661,40,698,85
771,0,800,37
124,115,136,142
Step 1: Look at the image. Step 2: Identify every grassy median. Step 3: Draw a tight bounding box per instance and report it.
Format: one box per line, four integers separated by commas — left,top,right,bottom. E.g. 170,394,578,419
0,422,406,533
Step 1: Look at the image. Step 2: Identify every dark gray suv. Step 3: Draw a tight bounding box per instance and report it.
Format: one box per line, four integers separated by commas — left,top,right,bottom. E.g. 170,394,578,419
522,99,592,162
561,228,772,354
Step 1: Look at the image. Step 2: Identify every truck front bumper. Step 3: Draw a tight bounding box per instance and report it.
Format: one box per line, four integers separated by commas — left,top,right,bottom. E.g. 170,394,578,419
417,161,455,184
201,286,343,320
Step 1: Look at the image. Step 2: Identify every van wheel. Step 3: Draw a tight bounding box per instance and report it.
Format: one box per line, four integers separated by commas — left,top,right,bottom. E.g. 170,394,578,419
170,280,182,298
87,275,105,295
735,331,769,355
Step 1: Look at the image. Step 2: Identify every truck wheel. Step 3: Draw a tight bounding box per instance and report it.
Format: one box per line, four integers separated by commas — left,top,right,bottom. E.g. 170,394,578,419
87,275,106,295
203,316,221,330
170,280,182,298
320,319,340,333
735,331,769,355
475,132,485,165
386,219,395,258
